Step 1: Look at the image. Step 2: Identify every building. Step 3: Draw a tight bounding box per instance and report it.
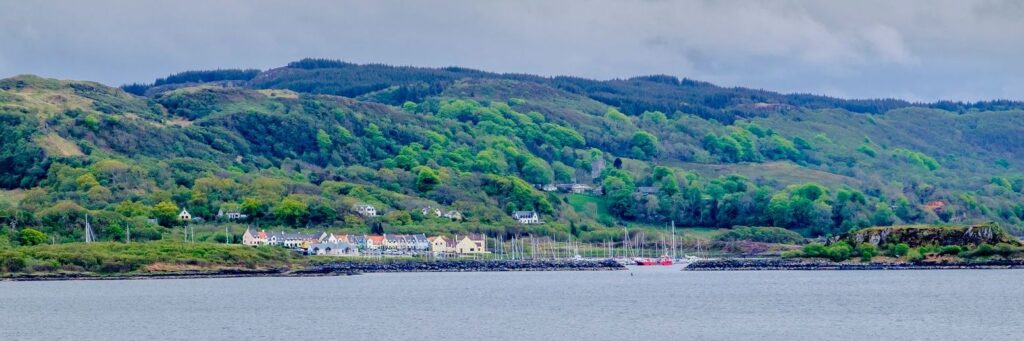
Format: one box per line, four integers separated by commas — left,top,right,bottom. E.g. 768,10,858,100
241,228,268,246
307,242,359,256
353,204,378,217
178,208,192,221
443,210,463,221
512,211,542,224
428,236,452,254
420,207,442,217
591,157,605,180
924,201,946,212
541,184,558,192
363,235,385,250
267,231,327,249
453,234,487,254
408,234,431,251
381,234,431,251
218,208,248,220
636,186,658,196
324,233,352,244
570,183,593,194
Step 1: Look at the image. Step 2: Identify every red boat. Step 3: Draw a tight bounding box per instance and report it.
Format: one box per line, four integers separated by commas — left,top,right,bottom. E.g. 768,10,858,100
657,255,673,266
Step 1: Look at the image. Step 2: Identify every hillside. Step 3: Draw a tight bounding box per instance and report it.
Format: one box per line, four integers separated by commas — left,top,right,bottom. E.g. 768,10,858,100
3,60,1024,247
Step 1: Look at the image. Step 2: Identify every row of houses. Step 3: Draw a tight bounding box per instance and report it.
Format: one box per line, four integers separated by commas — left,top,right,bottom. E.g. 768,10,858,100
241,229,488,256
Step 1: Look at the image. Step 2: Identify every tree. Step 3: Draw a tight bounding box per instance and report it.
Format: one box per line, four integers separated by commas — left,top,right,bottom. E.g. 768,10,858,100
402,101,418,112
630,131,659,159
521,158,553,184
416,167,441,192
18,228,47,246
115,199,150,218
272,196,309,226
316,129,333,150
152,200,180,227
551,161,574,183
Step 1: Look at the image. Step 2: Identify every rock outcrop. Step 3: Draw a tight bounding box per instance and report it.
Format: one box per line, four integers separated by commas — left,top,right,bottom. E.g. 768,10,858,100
836,223,1019,248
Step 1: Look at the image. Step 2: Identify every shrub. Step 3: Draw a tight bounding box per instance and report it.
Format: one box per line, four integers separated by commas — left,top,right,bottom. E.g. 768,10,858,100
887,243,910,257
937,245,962,256
802,243,827,258
781,250,802,258
824,242,853,262
17,228,48,246
716,226,804,244
857,244,878,262
907,249,924,262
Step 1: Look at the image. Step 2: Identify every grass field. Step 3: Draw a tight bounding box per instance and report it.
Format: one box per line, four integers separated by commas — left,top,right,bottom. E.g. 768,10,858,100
567,193,614,222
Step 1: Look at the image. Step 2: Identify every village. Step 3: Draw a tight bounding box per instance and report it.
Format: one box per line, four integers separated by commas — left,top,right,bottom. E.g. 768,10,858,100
240,228,489,257
158,178,652,259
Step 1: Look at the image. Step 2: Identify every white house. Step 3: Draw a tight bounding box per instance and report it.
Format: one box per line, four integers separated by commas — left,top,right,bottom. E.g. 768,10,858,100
178,208,192,221
512,211,542,224
307,242,359,256
353,204,377,217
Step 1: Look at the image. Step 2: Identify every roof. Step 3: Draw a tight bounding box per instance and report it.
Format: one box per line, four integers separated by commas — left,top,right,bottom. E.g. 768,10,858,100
924,201,946,210
267,231,323,240
637,186,658,194
512,211,537,218
309,242,357,250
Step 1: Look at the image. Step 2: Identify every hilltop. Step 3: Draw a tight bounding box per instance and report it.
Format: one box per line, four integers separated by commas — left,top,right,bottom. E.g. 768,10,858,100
2,59,1024,248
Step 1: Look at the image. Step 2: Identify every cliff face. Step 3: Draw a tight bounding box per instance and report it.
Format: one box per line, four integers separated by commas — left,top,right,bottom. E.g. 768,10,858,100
836,223,1020,248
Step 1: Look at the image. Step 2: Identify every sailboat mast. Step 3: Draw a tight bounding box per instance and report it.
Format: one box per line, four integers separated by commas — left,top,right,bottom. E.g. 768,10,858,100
671,220,676,259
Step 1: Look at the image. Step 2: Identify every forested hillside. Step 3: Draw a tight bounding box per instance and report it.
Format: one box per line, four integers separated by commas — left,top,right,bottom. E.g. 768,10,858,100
3,59,1024,246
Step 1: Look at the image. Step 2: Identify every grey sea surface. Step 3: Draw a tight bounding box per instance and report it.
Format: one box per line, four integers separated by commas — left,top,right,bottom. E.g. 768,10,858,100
2,266,1022,340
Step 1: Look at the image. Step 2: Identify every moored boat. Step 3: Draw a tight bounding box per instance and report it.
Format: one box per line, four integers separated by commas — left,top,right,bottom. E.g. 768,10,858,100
634,257,655,266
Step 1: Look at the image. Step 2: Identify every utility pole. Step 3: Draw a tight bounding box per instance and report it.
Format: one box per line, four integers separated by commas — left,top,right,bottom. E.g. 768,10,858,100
84,214,94,243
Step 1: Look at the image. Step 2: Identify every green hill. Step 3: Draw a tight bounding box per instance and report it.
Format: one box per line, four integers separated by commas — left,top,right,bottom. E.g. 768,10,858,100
2,60,1024,246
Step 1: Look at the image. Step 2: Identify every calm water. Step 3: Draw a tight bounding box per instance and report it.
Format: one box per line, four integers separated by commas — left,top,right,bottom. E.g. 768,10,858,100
2,267,1023,340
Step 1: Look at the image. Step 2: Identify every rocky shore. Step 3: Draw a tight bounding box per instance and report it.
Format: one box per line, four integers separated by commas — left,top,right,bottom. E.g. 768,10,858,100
685,258,1024,271
1,259,624,281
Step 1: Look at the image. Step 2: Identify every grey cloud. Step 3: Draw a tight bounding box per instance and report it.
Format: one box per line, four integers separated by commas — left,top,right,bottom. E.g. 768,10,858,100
0,0,1022,101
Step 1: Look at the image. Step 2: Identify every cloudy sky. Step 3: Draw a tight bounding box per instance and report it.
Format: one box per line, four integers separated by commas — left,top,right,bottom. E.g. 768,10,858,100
1,0,1023,102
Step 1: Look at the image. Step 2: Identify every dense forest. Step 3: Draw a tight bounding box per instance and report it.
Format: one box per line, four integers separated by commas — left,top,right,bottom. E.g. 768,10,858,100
2,59,1024,247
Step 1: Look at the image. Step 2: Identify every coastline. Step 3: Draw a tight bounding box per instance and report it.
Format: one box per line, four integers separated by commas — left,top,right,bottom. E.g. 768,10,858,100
685,258,1024,271
1,259,625,282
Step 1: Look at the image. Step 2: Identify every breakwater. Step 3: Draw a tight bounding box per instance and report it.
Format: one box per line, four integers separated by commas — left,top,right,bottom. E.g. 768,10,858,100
2,259,624,281
685,258,1024,271
299,259,625,274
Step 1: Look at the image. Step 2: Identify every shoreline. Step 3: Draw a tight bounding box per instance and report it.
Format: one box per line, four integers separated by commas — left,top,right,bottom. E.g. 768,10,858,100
1,259,625,282
685,258,1024,271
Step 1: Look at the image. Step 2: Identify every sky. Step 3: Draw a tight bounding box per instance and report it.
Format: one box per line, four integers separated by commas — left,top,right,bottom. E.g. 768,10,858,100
1,0,1023,102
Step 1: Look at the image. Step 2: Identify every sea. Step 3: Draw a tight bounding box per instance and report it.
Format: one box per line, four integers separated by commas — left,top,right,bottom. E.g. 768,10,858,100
2,266,1022,340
